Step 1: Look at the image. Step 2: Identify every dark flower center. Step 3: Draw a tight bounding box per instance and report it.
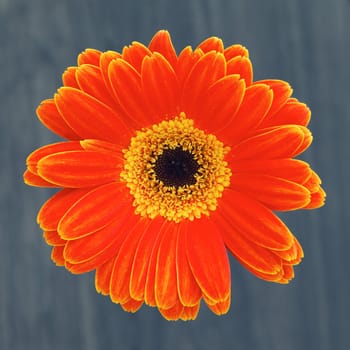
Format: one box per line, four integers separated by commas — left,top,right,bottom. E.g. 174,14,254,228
154,147,200,188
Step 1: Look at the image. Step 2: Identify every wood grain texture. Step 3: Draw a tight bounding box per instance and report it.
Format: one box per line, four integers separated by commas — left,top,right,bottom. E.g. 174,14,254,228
1,0,349,349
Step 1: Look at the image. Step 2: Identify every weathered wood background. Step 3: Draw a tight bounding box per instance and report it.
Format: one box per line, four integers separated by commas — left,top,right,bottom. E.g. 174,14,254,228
1,0,349,349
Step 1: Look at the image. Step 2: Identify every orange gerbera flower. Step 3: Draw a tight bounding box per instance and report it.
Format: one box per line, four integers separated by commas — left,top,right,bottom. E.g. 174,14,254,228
24,30,325,321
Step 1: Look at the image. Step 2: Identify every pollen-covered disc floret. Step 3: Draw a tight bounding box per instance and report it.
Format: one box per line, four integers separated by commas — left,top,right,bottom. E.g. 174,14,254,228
120,112,231,222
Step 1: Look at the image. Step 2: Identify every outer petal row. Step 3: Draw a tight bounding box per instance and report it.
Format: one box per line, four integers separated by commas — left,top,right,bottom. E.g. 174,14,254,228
94,217,230,319
217,189,303,283
219,189,294,250
38,32,311,147
230,173,311,211
25,141,124,188
41,178,230,320
229,125,312,160
36,99,80,140
58,182,131,239
37,150,122,188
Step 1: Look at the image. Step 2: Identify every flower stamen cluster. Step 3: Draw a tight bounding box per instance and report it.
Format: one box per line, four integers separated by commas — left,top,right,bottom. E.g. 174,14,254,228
121,112,231,222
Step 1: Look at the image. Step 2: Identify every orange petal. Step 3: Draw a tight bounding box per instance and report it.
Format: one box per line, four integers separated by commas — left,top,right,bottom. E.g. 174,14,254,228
43,230,66,246
141,52,180,121
230,173,311,210
236,256,286,283
144,223,169,306
75,64,118,109
303,171,321,193
55,87,131,144
99,50,123,103
130,217,164,301
108,58,152,127
218,211,283,275
37,150,123,188
80,139,123,153
23,169,58,188
186,217,230,303
155,223,179,309
176,221,202,306
197,75,245,132
122,41,152,72
180,304,200,321
77,48,102,66
110,218,147,304
219,83,273,144
281,264,295,281
58,182,130,239
120,298,143,313
261,100,311,127
63,208,133,263
232,159,312,185
26,141,82,174
181,51,226,119
36,99,80,140
65,234,126,274
205,295,230,315
229,125,307,160
224,44,249,60
62,67,79,88
227,56,253,85
159,300,184,321
176,47,203,87
293,126,313,156
95,257,116,295
220,189,294,250
197,36,224,53
273,237,304,265
64,213,137,274
258,79,293,120
303,186,326,209
148,30,178,69
37,188,93,231
64,237,122,273
51,246,65,266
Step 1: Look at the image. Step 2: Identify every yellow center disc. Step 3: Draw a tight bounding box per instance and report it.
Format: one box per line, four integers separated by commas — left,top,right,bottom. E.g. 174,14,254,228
120,112,231,222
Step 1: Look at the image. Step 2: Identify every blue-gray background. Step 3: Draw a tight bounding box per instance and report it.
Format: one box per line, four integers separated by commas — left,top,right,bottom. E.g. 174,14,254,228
1,0,349,349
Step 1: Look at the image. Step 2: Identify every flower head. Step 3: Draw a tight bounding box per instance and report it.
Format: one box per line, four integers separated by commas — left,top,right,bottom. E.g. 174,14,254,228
24,30,325,320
